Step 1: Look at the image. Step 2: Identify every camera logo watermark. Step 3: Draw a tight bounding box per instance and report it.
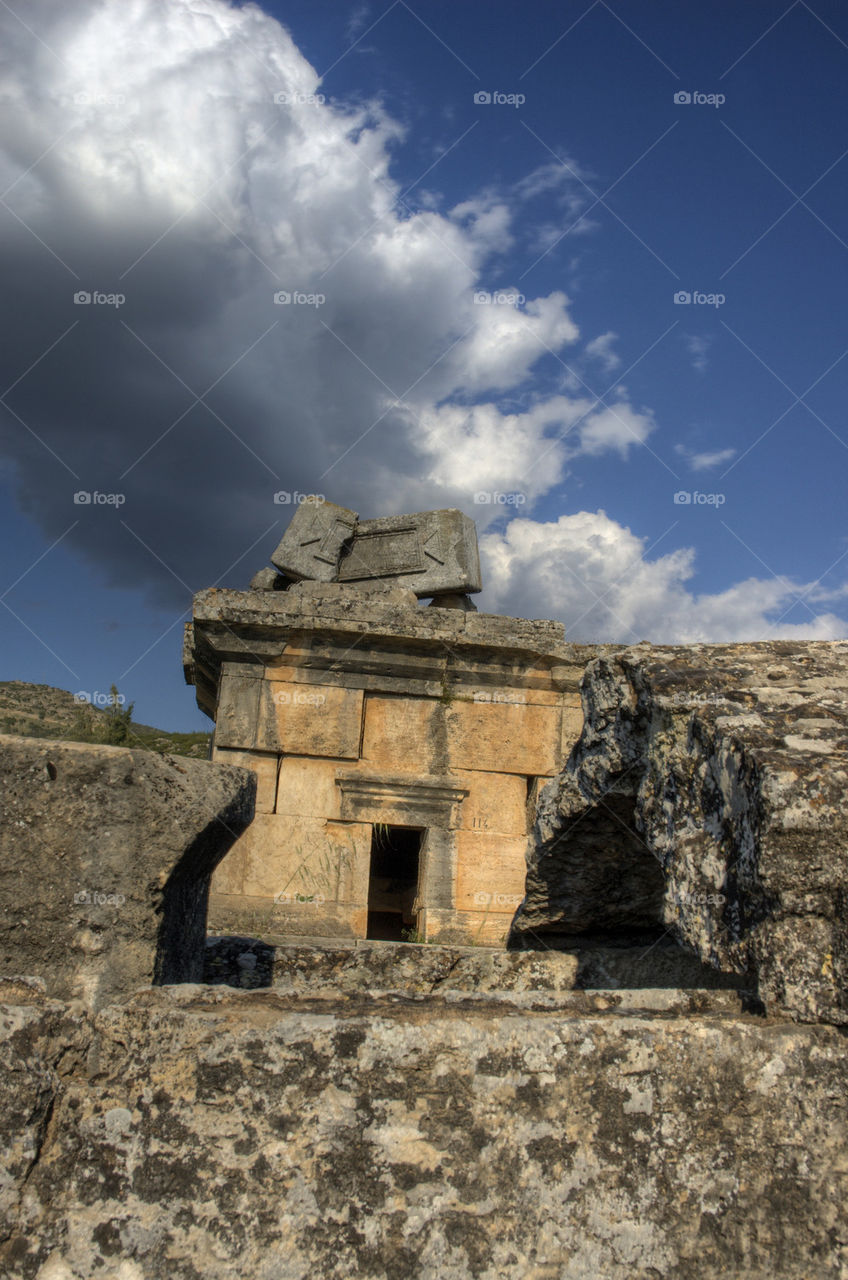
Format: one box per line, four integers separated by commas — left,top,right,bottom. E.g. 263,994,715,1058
673,490,726,506
73,890,126,907
74,290,126,308
473,290,525,306
273,491,325,505
673,91,725,107
73,91,127,108
273,291,325,307
670,691,731,708
472,690,527,704
74,690,126,707
673,290,725,307
473,91,526,108
473,490,526,505
273,91,325,106
272,690,326,707
73,491,125,506
473,891,523,907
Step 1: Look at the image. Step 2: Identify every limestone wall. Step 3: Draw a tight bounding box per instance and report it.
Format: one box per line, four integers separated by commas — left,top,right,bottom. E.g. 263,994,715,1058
190,588,593,945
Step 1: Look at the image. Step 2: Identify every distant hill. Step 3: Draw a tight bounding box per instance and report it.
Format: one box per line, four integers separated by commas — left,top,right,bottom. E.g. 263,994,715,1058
0,682,211,759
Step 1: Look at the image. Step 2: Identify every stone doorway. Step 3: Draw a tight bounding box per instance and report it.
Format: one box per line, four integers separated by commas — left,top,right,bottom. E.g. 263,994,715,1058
366,825,423,940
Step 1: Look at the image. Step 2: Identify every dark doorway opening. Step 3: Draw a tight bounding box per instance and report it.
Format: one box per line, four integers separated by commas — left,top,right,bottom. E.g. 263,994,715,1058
367,825,423,941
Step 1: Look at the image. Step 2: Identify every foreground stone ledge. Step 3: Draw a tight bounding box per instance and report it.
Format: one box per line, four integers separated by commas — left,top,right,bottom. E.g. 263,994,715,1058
0,985,845,1280
0,735,255,1010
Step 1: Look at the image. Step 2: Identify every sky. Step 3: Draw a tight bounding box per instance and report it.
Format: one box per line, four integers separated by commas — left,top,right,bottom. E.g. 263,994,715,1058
1,0,847,731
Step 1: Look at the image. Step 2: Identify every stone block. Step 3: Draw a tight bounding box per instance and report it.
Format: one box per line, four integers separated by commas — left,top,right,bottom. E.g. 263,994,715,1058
0,735,255,1010
361,695,438,774
207,892,367,940
420,906,515,946
285,580,418,607
335,772,468,829
454,831,529,913
225,813,371,907
453,769,528,835
270,497,358,582
560,697,584,759
449,700,562,774
256,679,363,758
214,672,262,750
337,508,481,597
361,694,562,776
275,755,344,820
249,567,289,590
212,747,278,812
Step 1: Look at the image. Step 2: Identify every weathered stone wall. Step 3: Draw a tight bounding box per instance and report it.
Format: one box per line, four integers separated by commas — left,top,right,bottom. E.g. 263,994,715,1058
1,976,846,1280
188,585,595,945
0,735,255,1010
515,641,848,1023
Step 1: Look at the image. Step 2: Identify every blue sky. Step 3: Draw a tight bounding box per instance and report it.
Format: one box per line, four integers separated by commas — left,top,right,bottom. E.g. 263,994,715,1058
1,0,847,730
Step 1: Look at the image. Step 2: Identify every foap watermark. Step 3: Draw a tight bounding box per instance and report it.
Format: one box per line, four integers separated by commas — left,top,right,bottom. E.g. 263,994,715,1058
73,889,126,907
273,291,325,307
274,491,325,505
273,91,325,106
473,91,525,108
73,90,128,108
273,891,326,905
673,490,725,506
673,91,725,108
474,891,523,907
672,891,726,907
74,690,126,707
74,290,126,308
473,490,526,506
472,690,527,704
670,691,732,708
272,690,326,707
473,290,525,307
73,491,125,506
673,290,725,308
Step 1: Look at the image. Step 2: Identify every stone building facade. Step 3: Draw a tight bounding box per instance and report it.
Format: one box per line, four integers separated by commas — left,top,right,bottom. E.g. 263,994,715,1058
184,501,586,945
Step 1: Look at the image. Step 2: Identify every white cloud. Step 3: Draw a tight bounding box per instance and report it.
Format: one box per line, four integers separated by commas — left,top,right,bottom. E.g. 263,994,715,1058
0,0,842,646
480,512,848,642
0,0,617,596
685,334,712,373
584,331,621,372
674,445,737,472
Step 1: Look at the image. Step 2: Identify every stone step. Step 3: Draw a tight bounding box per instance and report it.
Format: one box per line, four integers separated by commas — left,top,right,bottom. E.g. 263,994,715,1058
203,935,749,1015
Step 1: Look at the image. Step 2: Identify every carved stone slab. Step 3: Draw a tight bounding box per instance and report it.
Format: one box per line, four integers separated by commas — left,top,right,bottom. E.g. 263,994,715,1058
270,497,357,582
338,509,481,596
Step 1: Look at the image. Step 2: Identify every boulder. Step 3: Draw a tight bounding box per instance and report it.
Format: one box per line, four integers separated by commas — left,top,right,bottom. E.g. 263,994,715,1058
0,736,255,1010
514,642,848,1023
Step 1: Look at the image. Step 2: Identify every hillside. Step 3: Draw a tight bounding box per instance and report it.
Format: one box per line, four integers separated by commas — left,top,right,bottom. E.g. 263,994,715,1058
0,681,211,758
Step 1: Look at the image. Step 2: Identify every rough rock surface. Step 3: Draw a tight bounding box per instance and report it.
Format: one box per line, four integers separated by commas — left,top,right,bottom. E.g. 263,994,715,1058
204,935,740,997
514,642,848,1023
0,736,255,1009
0,982,846,1280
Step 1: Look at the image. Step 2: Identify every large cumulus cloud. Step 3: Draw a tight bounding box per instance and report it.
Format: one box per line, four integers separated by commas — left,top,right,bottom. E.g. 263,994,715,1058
0,0,843,642
482,512,848,641
0,0,631,600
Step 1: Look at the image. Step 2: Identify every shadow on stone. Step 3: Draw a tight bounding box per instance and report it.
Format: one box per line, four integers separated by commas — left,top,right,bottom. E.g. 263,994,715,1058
203,935,275,988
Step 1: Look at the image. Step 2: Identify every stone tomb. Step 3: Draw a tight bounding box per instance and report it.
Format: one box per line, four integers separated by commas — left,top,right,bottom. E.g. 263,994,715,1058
270,497,482,598
186,514,585,944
